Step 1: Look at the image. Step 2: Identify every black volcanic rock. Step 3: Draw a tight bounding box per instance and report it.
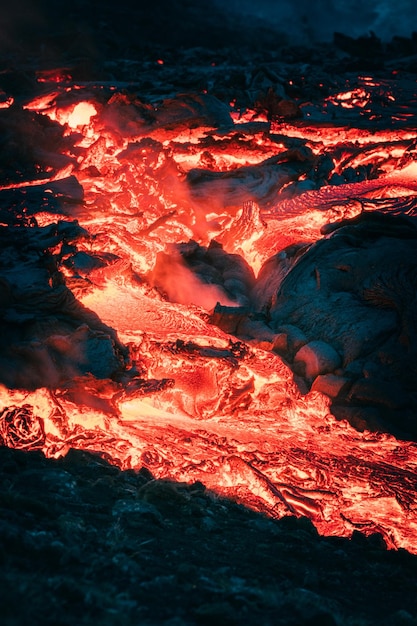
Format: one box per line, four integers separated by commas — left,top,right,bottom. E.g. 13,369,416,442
1,446,417,626
0,221,126,389
265,213,417,438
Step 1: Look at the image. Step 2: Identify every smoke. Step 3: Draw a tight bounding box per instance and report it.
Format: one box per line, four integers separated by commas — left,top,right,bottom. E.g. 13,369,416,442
150,251,239,311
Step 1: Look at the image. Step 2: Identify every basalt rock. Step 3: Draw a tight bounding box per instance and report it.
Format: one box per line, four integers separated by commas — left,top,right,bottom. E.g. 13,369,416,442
264,212,417,437
293,341,342,380
0,221,127,390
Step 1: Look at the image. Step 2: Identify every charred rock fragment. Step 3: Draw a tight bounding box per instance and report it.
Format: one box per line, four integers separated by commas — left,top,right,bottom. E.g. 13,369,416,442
186,150,314,211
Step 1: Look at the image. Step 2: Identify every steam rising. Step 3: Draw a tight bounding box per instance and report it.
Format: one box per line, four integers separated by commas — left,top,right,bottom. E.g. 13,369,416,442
150,251,238,310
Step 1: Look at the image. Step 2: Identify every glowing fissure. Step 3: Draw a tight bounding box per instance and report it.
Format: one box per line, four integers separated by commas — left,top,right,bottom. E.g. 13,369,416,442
1,74,417,553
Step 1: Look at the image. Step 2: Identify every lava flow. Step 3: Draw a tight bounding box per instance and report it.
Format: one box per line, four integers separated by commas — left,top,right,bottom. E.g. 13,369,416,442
1,65,417,554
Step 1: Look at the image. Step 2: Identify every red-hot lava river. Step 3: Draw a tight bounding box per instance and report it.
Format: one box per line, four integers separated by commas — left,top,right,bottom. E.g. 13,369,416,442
1,66,417,554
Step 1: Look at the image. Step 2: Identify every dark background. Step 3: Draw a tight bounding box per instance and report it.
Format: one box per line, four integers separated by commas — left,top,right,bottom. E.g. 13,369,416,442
216,0,417,42
1,0,417,63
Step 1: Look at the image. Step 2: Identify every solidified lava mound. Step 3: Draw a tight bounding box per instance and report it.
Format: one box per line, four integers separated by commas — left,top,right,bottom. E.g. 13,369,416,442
1,2,417,624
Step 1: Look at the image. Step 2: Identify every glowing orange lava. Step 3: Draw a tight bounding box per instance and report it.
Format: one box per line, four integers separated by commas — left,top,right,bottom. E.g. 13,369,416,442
2,78,417,554
67,101,98,129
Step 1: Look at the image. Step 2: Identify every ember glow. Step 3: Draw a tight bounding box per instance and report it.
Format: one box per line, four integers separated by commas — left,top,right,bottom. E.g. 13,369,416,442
1,69,417,554
66,101,98,129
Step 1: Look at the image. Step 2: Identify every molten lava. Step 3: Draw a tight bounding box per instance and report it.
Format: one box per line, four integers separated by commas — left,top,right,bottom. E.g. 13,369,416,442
1,73,417,554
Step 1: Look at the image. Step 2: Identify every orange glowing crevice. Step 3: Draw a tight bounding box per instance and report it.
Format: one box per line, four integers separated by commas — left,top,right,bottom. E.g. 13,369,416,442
325,88,369,108
67,101,98,129
0,95,14,109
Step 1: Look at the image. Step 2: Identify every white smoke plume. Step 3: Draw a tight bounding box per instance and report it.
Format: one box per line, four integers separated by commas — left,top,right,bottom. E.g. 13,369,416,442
150,251,239,311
